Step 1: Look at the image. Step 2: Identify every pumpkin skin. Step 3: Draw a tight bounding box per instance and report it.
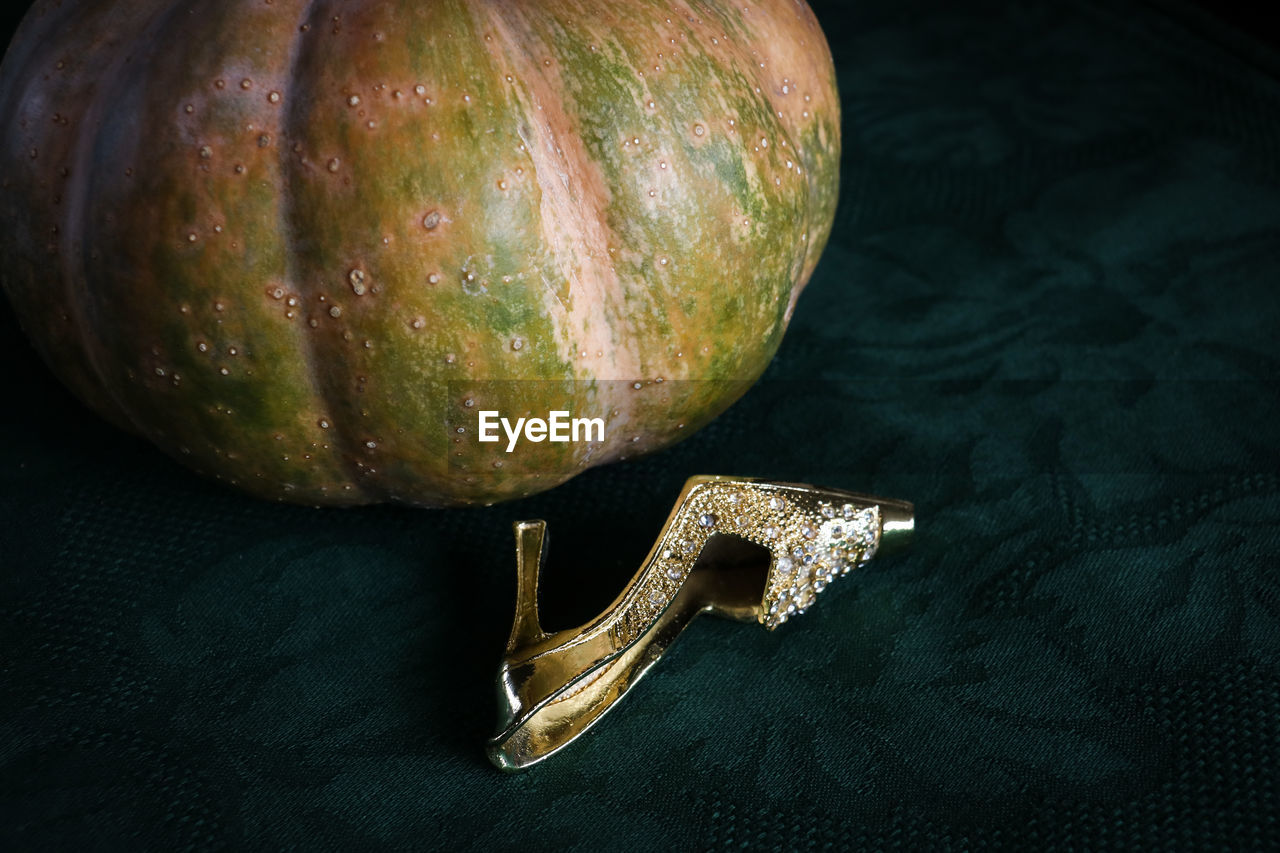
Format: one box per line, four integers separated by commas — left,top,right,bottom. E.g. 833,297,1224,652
0,0,839,507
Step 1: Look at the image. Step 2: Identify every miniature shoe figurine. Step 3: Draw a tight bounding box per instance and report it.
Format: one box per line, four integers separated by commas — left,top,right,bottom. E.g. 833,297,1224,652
487,475,914,771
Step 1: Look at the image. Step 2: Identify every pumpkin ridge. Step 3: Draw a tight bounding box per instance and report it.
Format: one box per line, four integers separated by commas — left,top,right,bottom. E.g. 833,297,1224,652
66,0,188,440
478,2,641,383
712,11,817,323
279,0,379,503
0,1,112,424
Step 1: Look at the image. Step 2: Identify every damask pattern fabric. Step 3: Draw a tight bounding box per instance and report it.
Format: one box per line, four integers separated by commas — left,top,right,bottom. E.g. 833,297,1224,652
2,0,1278,848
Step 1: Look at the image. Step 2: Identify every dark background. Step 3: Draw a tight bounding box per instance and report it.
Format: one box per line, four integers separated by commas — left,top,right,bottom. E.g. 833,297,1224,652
1190,1,1280,48
3,0,1279,850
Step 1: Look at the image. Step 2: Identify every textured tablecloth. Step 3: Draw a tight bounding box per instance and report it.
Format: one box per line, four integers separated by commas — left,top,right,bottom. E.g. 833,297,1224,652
3,0,1278,848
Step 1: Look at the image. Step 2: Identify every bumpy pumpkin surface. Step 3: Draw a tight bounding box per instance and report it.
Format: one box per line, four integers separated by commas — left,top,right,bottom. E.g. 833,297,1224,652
0,0,839,506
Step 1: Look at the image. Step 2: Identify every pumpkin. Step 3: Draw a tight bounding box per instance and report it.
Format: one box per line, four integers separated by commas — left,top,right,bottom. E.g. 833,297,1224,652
0,0,839,506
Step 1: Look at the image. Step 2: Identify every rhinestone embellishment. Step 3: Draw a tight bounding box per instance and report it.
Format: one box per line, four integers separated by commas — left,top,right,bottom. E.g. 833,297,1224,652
608,479,885,645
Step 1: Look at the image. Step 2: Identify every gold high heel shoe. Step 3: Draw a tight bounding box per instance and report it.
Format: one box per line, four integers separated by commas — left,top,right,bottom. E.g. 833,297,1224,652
487,475,914,771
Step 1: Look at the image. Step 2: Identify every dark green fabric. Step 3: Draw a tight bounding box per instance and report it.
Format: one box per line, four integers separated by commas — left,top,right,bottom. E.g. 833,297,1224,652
3,0,1279,848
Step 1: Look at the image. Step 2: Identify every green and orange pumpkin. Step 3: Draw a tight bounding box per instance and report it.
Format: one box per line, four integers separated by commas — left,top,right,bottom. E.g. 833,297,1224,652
0,0,839,506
